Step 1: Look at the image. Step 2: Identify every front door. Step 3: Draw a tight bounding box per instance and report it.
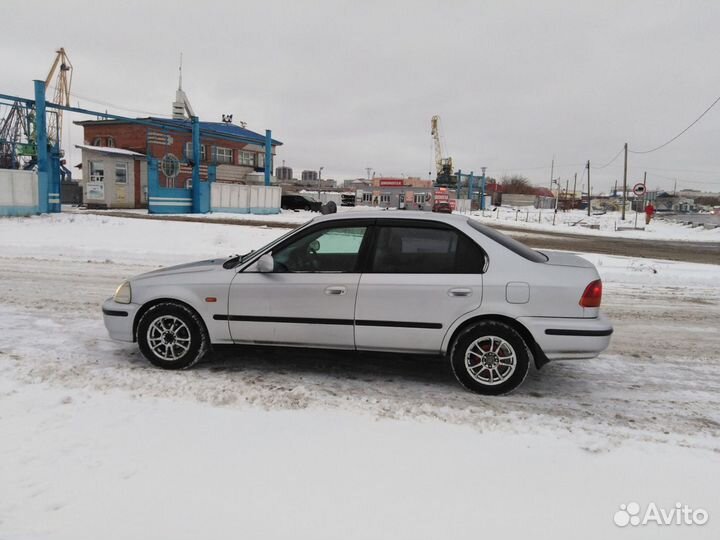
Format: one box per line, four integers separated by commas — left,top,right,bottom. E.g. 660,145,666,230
354,221,485,353
228,221,371,349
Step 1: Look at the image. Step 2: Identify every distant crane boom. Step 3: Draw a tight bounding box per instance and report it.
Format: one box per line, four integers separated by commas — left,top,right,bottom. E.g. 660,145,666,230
45,47,73,148
430,115,454,185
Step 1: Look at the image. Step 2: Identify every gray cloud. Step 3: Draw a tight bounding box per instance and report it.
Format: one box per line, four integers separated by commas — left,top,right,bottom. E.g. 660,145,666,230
2,0,719,192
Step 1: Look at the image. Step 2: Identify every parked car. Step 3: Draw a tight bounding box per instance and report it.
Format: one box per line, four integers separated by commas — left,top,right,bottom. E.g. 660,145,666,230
341,193,356,207
103,212,612,395
281,194,322,212
432,201,453,213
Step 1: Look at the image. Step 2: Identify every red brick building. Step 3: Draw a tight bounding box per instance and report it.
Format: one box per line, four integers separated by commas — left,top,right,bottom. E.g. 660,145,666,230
75,117,282,208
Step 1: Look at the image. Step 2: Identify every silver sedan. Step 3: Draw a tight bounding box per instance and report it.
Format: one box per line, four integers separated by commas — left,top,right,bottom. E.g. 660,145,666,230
103,212,612,395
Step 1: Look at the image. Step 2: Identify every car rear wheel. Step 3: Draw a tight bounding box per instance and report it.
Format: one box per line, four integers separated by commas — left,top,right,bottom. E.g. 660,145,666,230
450,321,529,395
137,302,209,370
304,204,311,211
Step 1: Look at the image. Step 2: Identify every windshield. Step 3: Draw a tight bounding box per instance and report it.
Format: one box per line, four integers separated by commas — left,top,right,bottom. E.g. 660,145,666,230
467,219,548,263
224,223,309,269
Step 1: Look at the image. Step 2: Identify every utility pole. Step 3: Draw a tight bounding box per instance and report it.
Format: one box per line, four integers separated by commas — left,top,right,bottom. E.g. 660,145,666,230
572,173,577,210
549,157,554,189
621,142,628,220
481,166,487,210
586,160,591,217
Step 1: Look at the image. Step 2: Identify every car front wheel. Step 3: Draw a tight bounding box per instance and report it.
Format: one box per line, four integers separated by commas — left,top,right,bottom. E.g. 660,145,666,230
450,321,530,395
137,302,209,370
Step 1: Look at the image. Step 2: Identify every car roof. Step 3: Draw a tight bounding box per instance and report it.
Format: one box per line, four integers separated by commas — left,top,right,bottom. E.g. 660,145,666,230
311,210,470,226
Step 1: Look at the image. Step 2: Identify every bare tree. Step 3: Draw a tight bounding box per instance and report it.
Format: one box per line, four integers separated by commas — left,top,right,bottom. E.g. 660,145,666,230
500,175,534,194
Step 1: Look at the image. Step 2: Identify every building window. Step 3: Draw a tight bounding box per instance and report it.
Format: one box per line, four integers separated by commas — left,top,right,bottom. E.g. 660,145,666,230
184,142,206,161
414,193,426,204
115,162,128,184
380,194,391,204
239,151,255,167
107,136,116,148
362,192,372,202
92,137,102,147
214,147,233,164
89,161,104,182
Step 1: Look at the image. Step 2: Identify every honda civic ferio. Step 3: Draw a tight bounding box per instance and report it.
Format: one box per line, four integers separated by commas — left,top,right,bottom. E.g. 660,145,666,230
103,212,612,395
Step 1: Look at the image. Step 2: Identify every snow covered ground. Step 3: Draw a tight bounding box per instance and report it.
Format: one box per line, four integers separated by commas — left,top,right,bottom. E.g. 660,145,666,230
1,213,719,539
468,206,720,242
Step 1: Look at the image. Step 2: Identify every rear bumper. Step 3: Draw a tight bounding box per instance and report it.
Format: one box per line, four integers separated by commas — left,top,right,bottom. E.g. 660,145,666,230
102,297,140,342
517,314,613,361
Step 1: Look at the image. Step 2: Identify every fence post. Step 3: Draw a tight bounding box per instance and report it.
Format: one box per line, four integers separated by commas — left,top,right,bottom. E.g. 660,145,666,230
264,130,272,187
34,80,49,214
191,116,202,213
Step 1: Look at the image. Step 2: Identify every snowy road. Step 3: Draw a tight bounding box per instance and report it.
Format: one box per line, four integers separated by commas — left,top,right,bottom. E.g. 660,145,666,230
1,255,718,452
1,215,719,539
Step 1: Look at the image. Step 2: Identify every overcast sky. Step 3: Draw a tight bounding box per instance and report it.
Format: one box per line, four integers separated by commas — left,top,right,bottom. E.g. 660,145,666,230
2,0,719,192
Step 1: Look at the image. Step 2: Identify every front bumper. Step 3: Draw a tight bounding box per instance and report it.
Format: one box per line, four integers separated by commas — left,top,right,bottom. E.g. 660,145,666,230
517,314,613,361
102,297,140,342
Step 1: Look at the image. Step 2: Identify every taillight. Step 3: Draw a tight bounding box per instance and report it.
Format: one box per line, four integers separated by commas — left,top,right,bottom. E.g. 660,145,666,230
580,279,602,308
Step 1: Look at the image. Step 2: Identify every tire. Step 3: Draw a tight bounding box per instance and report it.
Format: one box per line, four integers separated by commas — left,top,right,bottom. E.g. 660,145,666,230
304,205,311,211
137,302,209,370
449,320,530,395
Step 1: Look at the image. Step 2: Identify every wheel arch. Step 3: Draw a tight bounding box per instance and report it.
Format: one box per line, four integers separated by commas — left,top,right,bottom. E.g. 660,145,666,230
133,297,210,343
444,314,550,370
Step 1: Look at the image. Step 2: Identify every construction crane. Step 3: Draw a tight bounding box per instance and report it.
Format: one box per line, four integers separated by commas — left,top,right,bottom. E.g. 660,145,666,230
45,47,73,148
430,115,454,186
0,102,34,169
0,48,72,170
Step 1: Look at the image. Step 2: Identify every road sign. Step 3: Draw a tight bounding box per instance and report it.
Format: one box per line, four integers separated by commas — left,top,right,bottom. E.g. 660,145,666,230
633,183,646,196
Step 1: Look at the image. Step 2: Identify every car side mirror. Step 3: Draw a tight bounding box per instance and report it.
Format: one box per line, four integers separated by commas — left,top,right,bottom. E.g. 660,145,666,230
256,253,274,273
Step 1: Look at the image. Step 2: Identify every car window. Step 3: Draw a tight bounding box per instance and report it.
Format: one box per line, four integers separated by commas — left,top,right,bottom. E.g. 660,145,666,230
370,226,486,273
272,226,367,272
466,219,548,262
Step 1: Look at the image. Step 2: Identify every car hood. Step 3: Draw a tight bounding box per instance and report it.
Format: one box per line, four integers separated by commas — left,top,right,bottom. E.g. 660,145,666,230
133,258,226,281
539,251,595,268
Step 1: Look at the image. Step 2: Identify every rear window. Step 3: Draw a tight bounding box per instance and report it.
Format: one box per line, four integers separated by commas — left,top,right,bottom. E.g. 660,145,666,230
467,219,548,263
371,225,486,273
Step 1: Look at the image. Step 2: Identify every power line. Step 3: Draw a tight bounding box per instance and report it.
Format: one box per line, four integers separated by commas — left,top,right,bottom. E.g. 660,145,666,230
591,146,625,169
629,93,720,154
47,85,171,118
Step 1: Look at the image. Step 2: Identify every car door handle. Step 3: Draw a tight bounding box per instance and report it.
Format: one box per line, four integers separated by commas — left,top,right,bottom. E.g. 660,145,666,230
325,286,346,295
448,288,472,297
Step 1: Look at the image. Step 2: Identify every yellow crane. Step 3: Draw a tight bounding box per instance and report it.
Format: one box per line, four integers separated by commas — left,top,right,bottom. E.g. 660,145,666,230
430,115,454,185
45,47,73,148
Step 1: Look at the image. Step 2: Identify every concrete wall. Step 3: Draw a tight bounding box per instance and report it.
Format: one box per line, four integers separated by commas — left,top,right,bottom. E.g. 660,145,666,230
0,169,38,216
501,194,536,207
211,183,281,214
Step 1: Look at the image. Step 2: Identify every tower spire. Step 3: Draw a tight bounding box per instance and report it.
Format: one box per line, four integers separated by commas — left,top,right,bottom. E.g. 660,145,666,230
178,52,183,91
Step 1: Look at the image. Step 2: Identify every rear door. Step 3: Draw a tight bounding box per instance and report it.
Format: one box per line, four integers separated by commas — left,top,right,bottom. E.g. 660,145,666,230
354,220,485,353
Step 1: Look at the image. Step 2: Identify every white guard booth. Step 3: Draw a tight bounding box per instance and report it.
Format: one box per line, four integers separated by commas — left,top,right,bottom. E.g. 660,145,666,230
211,183,281,214
0,169,39,217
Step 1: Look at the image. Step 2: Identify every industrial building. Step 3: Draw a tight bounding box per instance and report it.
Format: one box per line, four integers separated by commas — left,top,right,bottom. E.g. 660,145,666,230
357,177,437,210
275,163,293,181
75,75,282,209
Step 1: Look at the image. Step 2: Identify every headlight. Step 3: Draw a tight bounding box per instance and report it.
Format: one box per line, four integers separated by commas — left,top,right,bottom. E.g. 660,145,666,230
113,281,132,304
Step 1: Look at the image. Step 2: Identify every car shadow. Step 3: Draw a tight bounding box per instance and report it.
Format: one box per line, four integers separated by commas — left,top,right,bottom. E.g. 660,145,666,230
202,345,460,389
